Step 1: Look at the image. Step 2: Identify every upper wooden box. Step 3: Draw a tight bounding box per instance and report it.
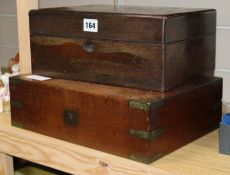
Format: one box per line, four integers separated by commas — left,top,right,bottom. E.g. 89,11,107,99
29,5,216,91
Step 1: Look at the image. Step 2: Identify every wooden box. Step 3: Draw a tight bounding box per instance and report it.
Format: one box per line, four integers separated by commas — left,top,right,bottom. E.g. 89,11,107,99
30,5,216,91
10,75,222,163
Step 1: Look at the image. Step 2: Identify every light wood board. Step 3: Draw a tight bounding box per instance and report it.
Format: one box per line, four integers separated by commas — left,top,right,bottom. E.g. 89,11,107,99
0,153,14,175
153,129,230,175
16,0,38,74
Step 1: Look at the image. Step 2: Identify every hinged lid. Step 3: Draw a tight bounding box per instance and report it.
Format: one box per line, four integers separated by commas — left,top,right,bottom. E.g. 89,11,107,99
30,5,216,44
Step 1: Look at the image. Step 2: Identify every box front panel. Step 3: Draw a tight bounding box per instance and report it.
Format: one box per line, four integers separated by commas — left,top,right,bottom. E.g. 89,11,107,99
31,36,164,91
31,34,216,91
10,77,152,158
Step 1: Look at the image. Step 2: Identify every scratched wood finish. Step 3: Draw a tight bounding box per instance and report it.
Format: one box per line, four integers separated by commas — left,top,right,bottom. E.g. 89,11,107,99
29,5,216,43
0,113,175,175
31,34,215,91
10,75,222,163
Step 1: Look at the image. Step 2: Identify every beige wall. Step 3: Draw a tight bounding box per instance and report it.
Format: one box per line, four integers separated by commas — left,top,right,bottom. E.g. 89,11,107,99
0,0,18,67
39,0,114,8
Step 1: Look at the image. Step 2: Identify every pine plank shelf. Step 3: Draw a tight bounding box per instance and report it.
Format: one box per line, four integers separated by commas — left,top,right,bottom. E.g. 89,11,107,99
154,129,230,175
0,113,174,175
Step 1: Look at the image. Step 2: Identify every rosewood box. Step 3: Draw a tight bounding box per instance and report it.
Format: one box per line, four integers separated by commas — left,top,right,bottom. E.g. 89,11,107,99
10,75,222,163
30,5,216,91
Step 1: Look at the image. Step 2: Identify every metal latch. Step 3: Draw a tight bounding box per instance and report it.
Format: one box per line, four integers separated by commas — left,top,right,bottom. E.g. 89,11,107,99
64,109,79,126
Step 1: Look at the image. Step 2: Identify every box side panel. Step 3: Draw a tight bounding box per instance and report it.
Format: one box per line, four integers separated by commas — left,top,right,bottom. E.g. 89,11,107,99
164,34,216,91
165,10,216,43
149,78,222,158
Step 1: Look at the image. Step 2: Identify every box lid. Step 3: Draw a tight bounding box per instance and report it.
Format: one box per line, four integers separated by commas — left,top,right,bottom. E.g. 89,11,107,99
30,5,216,44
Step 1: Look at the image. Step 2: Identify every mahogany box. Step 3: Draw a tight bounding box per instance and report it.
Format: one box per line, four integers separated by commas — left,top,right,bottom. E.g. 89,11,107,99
29,5,216,91
10,75,222,163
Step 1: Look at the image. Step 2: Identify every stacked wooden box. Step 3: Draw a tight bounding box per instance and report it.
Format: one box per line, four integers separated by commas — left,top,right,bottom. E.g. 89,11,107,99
10,5,222,164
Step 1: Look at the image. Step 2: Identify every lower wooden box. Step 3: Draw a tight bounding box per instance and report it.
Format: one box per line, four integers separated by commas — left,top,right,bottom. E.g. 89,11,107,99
10,75,222,163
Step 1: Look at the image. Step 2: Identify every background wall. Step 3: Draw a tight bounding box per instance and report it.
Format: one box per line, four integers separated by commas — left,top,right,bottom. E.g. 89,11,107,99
0,0,18,67
0,0,229,101
39,0,114,8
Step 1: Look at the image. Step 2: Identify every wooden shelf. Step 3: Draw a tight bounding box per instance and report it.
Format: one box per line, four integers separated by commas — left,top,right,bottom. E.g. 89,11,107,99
154,130,230,175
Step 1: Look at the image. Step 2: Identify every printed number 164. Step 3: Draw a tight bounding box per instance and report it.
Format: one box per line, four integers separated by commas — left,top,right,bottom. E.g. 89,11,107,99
86,22,96,29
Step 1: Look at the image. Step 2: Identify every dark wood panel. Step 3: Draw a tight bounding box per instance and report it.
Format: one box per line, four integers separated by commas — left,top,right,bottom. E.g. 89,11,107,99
10,75,222,163
31,36,163,91
148,77,222,157
165,10,216,43
164,34,216,90
29,5,216,43
31,35,215,91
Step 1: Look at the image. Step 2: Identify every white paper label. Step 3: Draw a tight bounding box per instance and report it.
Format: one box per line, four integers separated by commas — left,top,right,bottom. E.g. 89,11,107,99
83,18,98,32
26,75,51,81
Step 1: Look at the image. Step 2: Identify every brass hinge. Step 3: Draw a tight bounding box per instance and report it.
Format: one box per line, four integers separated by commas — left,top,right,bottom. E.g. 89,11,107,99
11,100,23,108
129,98,164,111
130,152,164,164
129,128,164,141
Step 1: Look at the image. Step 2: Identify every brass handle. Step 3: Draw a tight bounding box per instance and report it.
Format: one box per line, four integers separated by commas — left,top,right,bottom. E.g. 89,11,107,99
82,43,96,53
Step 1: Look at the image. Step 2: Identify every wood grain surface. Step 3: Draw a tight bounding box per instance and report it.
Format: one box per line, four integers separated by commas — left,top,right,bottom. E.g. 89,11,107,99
153,131,230,175
31,34,215,91
0,152,13,175
0,113,174,175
